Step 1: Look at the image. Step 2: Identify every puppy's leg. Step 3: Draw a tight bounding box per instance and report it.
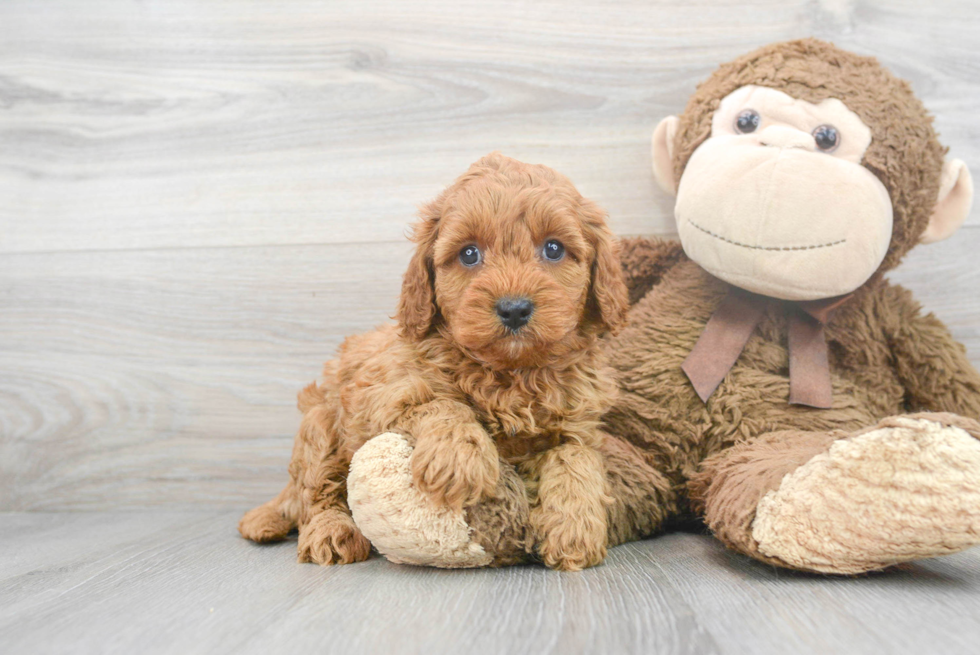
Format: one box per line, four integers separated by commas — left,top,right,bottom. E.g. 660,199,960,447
291,402,371,566
524,443,610,571
239,483,299,543
402,400,500,511
297,505,370,565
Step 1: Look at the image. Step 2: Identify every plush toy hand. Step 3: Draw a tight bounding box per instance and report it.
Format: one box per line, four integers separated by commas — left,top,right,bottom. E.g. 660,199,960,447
348,432,532,568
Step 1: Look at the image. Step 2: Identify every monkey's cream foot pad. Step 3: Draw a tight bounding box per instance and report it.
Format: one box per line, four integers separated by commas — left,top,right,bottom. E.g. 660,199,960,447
348,432,492,568
752,416,980,574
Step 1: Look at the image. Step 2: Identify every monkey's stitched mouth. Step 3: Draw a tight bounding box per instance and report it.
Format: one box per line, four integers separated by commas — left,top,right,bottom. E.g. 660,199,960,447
686,219,847,252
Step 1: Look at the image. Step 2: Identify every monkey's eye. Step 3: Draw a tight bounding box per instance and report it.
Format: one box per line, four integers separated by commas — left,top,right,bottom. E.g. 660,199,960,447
812,125,839,152
543,239,565,262
735,109,761,134
459,244,482,267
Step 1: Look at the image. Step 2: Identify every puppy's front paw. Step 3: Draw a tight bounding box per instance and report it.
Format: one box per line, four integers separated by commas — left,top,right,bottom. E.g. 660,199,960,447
532,501,608,572
297,509,371,566
411,423,499,511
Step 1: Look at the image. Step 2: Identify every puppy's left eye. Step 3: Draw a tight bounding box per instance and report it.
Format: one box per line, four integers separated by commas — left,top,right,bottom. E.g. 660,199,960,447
459,244,482,267
543,239,565,262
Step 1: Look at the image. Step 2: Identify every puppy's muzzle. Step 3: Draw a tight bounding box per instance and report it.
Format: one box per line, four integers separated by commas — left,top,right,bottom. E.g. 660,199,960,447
495,297,534,332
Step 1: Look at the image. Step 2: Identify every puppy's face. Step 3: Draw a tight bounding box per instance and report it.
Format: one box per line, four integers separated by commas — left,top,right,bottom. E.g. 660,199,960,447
433,179,592,368
398,155,628,370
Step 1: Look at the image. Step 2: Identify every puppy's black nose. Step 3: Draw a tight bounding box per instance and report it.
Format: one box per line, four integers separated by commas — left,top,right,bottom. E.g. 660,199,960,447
495,297,534,331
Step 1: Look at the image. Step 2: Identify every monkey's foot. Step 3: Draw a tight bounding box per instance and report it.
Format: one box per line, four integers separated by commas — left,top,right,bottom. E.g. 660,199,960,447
752,414,980,574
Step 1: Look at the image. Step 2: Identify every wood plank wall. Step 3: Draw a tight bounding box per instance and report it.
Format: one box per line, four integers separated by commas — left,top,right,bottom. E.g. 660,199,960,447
1,0,978,510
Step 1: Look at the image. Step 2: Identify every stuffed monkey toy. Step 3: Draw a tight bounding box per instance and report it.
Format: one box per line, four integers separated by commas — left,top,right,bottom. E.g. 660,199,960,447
346,38,980,574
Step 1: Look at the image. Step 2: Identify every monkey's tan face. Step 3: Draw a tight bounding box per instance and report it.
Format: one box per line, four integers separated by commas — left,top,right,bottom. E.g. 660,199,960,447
674,85,893,300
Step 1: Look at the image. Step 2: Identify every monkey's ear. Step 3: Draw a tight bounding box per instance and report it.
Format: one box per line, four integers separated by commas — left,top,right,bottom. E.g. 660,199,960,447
396,201,441,341
921,159,974,244
651,116,679,196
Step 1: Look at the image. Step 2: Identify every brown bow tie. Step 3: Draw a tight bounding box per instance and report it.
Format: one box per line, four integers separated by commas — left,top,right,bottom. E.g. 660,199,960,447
681,287,851,409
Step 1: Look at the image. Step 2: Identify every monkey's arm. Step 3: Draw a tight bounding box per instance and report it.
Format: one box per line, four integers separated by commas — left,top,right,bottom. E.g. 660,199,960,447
881,283,980,418
617,236,686,305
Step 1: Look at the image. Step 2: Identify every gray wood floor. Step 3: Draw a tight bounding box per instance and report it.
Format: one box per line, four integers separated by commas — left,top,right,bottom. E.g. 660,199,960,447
3,511,980,655
2,1,980,653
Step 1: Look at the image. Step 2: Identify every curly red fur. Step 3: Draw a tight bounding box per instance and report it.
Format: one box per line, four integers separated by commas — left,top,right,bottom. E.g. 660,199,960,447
239,153,628,570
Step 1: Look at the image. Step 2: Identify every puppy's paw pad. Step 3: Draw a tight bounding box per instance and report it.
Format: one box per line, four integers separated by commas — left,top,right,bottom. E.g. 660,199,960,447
297,511,371,566
238,505,292,543
533,509,608,572
541,543,608,572
753,416,980,574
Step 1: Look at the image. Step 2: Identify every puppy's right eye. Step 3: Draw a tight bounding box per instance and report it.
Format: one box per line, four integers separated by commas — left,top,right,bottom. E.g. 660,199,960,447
543,239,565,262
459,244,482,267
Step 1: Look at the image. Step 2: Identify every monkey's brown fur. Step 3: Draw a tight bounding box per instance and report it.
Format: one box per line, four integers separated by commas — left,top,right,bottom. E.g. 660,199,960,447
239,153,669,571
600,39,980,570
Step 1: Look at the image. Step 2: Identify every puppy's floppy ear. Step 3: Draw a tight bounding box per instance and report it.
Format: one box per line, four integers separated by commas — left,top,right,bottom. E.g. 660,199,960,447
581,199,629,335
397,197,442,341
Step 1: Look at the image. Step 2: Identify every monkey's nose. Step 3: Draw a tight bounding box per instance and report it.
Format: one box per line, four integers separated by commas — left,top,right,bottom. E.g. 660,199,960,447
495,297,534,331
758,125,816,151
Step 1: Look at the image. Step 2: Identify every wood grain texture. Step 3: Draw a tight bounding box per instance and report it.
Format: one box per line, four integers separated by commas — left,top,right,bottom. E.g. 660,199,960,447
0,243,406,509
1,0,978,255
1,231,978,510
2,511,980,655
1,0,979,513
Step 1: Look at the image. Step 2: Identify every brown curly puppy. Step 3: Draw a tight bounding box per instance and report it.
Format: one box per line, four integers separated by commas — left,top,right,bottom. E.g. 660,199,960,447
239,153,629,571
